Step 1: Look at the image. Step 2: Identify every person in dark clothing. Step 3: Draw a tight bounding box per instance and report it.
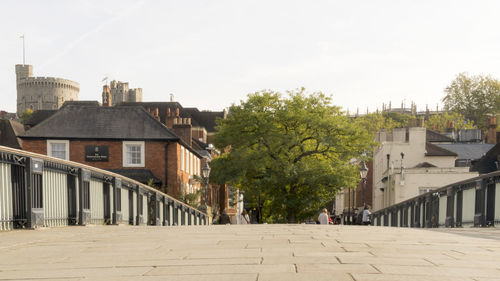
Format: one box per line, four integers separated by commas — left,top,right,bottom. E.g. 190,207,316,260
219,210,231,224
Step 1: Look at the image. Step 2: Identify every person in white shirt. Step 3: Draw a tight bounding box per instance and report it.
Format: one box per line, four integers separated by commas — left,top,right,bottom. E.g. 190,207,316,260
362,205,372,225
239,209,250,224
318,208,329,225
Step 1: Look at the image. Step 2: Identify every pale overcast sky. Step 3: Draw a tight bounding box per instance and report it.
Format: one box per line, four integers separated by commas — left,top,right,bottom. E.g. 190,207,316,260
2,0,500,113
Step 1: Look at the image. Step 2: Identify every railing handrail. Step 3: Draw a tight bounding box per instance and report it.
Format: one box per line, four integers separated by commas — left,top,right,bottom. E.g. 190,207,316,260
373,168,500,215
0,145,206,216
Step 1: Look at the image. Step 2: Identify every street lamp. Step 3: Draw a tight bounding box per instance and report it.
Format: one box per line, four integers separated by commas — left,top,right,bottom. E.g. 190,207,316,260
202,162,211,206
360,161,368,206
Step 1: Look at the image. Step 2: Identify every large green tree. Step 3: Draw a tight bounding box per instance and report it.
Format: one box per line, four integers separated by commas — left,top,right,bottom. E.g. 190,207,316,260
425,111,476,132
442,73,500,130
210,89,373,223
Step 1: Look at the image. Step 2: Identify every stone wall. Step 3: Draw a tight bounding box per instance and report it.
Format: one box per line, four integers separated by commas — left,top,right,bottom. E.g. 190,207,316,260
15,64,79,115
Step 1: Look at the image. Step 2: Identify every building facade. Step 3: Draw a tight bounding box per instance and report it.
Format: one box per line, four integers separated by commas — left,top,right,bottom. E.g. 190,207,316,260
372,126,478,211
16,64,79,115
20,102,202,199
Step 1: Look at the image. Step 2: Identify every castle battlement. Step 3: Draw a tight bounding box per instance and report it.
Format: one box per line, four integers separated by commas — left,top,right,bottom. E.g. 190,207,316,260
17,77,80,91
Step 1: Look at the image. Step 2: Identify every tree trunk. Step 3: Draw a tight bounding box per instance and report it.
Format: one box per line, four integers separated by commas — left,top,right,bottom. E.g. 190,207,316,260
287,208,296,223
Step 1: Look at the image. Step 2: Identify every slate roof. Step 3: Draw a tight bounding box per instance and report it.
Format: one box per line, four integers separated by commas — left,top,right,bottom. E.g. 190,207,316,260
117,102,224,133
470,143,500,174
426,129,454,143
0,119,24,149
425,142,457,157
414,162,437,168
21,103,179,140
435,143,494,161
24,110,57,128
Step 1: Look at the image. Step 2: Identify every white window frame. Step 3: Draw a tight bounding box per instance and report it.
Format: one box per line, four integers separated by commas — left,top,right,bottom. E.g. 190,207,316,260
47,140,69,160
180,147,184,171
122,141,145,167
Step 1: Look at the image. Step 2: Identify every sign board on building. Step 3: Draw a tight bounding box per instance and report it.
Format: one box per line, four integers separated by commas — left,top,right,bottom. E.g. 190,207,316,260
85,146,109,162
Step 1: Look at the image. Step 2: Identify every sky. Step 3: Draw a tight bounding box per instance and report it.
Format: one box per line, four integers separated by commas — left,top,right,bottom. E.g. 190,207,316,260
2,0,500,114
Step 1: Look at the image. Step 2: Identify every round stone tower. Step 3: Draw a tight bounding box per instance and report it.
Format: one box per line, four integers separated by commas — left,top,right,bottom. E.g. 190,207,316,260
16,64,79,115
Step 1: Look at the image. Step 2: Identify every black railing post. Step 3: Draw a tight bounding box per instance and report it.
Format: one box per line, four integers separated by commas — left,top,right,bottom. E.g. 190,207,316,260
445,187,455,227
424,194,432,228
181,205,186,225
166,199,171,226
24,157,32,228
78,168,91,226
136,185,141,225
456,187,463,227
162,196,167,226
486,179,496,226
112,178,120,225
173,202,178,225
474,179,486,227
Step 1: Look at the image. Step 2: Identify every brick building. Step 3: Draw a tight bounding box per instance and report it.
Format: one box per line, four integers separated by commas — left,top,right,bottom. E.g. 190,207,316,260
20,101,203,199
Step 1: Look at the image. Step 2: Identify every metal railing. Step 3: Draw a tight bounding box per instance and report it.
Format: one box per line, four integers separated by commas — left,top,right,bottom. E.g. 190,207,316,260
0,146,208,231
371,171,500,228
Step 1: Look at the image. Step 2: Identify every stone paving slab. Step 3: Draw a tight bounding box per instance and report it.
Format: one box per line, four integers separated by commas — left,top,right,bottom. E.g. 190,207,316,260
1,225,500,280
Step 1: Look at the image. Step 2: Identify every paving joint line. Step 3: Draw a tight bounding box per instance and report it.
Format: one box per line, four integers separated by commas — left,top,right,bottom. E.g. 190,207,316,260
370,264,382,273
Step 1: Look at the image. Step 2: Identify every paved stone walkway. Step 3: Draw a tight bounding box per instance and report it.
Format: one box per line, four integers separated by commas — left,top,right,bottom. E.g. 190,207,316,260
0,225,500,280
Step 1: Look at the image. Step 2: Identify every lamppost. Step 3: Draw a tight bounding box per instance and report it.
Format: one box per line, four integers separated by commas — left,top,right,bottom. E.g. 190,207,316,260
201,162,211,213
202,162,211,203
360,161,368,206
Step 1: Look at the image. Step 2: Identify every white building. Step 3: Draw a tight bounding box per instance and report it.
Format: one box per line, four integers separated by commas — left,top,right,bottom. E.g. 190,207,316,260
372,126,478,211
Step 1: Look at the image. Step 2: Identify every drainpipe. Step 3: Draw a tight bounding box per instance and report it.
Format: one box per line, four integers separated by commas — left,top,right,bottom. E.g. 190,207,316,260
164,141,171,194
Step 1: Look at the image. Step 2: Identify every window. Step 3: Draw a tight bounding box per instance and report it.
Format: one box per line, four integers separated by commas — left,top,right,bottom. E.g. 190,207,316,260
47,140,69,160
122,141,145,167
180,147,184,171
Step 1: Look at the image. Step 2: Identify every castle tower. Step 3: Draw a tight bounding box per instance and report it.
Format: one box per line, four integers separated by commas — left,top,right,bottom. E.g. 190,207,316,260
15,64,33,81
102,85,112,107
109,80,143,106
15,64,79,116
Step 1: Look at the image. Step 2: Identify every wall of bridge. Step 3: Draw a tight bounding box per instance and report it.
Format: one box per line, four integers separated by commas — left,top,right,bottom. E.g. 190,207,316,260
372,172,500,228
0,146,207,231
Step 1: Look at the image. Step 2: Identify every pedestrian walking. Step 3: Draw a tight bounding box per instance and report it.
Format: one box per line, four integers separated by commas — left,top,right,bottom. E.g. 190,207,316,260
219,210,231,224
362,205,371,225
239,209,250,224
318,208,329,225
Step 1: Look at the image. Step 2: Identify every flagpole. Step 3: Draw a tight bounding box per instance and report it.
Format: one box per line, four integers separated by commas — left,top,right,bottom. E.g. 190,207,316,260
20,35,25,65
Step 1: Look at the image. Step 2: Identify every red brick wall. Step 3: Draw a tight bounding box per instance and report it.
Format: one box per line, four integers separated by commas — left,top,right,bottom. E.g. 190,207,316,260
22,139,46,155
166,142,201,199
22,138,202,199
23,139,167,186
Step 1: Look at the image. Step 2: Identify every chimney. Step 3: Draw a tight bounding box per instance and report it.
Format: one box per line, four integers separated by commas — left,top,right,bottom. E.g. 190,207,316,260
487,116,497,144
408,118,417,128
416,117,424,127
102,85,112,107
165,108,175,128
154,108,160,122
173,117,192,147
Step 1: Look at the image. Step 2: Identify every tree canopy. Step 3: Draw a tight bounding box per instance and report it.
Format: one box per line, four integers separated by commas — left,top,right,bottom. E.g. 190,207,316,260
442,73,500,130
210,89,373,223
425,111,476,132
